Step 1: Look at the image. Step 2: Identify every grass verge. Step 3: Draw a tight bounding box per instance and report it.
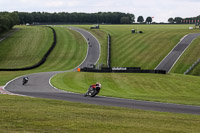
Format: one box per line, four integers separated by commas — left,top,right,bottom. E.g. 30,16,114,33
51,72,200,106
0,95,200,133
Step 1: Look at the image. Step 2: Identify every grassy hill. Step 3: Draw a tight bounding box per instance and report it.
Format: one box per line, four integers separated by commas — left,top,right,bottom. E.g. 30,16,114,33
1,24,199,105
76,24,200,75
51,24,200,105
0,26,53,68
100,25,200,69
32,26,87,72
1,24,200,132
0,26,87,86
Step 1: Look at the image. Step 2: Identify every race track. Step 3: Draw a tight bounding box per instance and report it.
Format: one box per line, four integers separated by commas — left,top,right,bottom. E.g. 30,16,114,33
5,27,200,115
155,33,200,72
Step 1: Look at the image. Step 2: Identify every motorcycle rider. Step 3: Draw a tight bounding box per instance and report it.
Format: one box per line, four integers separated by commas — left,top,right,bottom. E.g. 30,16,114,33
95,82,101,94
84,82,102,97
22,76,29,85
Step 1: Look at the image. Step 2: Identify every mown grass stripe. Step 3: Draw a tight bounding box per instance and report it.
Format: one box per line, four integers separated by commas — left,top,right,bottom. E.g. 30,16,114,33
95,25,200,71
113,35,145,60
0,26,87,85
34,27,87,71
0,26,54,70
1,94,200,133
52,72,200,105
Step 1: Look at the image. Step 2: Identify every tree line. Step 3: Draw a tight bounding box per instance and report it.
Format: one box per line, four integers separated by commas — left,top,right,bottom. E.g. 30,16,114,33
0,12,19,32
17,12,135,24
137,16,153,24
168,15,200,24
0,11,135,33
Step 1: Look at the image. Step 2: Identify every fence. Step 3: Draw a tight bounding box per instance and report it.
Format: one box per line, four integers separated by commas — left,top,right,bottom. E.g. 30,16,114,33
184,58,200,75
80,67,166,74
107,34,111,68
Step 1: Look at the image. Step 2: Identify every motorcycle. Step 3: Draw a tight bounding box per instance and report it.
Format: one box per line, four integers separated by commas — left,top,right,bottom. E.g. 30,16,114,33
84,86,100,97
22,77,29,85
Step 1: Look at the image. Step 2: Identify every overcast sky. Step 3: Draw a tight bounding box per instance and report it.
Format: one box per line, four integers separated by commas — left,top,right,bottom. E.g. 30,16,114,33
0,0,200,22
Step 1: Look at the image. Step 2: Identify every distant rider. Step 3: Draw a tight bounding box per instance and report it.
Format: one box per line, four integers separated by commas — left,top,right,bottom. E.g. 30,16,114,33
22,76,29,85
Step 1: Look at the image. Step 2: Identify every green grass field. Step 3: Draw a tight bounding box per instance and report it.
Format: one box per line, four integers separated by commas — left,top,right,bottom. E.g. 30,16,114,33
32,26,87,72
52,72,200,105
75,24,200,75
0,26,87,86
101,25,200,69
74,25,200,74
0,26,53,68
1,24,200,132
1,95,200,133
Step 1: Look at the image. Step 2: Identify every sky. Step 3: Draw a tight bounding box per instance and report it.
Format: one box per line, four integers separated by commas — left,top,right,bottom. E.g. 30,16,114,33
0,0,200,22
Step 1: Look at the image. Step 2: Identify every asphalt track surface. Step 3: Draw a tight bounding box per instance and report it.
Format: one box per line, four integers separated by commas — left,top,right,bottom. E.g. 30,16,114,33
5,27,200,115
155,33,200,72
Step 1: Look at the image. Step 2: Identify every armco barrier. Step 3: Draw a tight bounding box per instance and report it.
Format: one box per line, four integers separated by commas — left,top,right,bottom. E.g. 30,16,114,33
184,58,200,75
81,67,166,74
107,34,111,68
0,26,57,71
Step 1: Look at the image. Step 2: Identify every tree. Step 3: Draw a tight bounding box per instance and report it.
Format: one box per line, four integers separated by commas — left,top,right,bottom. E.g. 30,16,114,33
168,18,174,23
18,12,33,24
120,17,130,24
137,16,144,23
146,17,152,24
174,17,182,24
0,16,10,31
127,13,135,23
0,12,20,32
